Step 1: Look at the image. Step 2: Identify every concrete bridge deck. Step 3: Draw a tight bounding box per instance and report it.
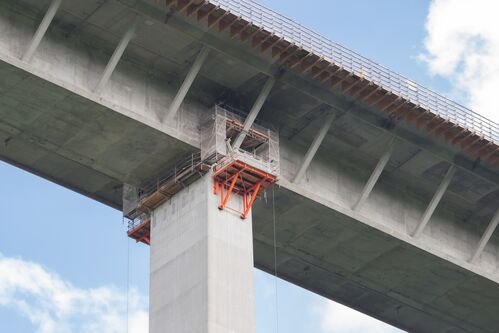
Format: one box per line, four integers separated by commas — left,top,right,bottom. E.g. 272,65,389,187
0,0,498,332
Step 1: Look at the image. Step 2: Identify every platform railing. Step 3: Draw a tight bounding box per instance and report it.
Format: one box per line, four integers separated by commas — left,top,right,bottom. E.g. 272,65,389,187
138,152,205,202
208,0,499,144
127,217,144,232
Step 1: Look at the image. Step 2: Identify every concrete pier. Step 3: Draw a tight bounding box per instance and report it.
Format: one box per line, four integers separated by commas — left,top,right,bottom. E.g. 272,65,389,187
1,0,498,331
149,173,255,333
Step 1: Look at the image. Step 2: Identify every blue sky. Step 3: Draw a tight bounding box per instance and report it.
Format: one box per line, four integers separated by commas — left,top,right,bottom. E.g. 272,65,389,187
2,0,497,332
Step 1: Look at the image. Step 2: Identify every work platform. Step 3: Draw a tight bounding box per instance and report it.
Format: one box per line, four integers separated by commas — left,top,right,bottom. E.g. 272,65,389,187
126,105,279,244
214,159,276,218
1,0,498,331
127,218,151,245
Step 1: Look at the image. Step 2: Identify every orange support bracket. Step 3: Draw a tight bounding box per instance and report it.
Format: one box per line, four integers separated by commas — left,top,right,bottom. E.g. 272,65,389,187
214,159,277,220
218,172,240,210
127,219,151,245
241,179,264,219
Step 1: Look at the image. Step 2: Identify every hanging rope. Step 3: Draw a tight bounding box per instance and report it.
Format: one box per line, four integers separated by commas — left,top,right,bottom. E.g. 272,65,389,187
272,187,279,333
124,217,130,333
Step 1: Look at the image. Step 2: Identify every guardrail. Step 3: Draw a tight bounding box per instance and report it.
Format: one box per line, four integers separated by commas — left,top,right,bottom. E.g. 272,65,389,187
139,152,204,199
208,0,499,144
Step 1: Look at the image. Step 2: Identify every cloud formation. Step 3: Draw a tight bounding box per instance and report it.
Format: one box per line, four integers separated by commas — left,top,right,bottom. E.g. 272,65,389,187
0,254,148,333
420,0,499,122
317,300,403,333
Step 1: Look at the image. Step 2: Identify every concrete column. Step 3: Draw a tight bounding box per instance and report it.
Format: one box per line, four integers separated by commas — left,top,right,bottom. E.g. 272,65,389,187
149,173,255,333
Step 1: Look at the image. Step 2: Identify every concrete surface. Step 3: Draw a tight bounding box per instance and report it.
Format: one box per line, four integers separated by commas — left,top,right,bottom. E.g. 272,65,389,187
0,1,497,332
150,174,255,333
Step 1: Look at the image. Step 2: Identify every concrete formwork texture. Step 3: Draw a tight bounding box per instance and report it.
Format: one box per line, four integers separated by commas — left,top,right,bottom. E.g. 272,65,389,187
0,0,497,332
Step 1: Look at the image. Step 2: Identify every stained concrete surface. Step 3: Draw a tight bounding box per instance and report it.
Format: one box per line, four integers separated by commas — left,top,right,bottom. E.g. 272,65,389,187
0,1,498,332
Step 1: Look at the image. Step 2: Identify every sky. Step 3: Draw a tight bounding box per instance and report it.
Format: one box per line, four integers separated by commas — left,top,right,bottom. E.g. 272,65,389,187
1,0,498,332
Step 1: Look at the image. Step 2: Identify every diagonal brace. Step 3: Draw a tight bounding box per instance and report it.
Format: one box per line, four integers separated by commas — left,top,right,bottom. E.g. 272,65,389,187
293,112,336,183
353,139,395,211
95,19,138,93
232,77,275,150
219,172,240,210
22,0,63,62
413,165,456,238
470,208,499,263
164,46,210,122
241,179,264,219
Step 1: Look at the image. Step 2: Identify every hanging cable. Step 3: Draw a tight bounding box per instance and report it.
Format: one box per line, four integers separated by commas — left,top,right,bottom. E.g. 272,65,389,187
272,187,279,333
124,217,130,333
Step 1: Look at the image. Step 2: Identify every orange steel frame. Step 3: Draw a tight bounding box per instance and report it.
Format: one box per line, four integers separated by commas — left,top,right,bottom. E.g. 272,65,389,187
127,218,151,245
226,118,270,141
213,159,277,219
127,160,277,245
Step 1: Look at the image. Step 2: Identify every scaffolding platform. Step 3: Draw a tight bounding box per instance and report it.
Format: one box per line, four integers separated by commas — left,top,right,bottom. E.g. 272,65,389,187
203,106,280,218
124,105,280,243
137,159,211,213
124,152,211,221
214,159,277,219
124,152,210,245
127,218,151,245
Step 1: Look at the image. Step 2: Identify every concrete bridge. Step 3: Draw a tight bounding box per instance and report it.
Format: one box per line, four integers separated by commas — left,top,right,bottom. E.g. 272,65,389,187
0,0,498,332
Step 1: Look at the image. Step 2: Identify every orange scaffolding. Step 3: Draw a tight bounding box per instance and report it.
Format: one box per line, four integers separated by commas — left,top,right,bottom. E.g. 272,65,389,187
127,105,279,244
127,159,277,246
214,159,277,219
127,218,151,245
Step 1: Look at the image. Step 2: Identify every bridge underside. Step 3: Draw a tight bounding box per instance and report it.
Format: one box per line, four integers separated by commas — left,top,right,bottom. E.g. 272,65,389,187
254,188,499,333
1,1,498,332
0,58,194,207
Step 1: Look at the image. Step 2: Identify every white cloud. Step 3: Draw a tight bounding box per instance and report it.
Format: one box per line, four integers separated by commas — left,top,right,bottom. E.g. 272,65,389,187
420,0,499,122
316,300,404,333
0,254,148,333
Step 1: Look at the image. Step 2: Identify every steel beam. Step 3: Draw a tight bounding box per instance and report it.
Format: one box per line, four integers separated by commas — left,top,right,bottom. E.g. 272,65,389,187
164,46,210,122
22,0,62,62
94,21,137,93
413,165,456,238
293,112,336,183
232,77,275,150
470,208,499,263
353,139,395,211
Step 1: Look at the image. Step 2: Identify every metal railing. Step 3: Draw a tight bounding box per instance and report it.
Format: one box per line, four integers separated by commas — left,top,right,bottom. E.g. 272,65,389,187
138,152,206,200
208,0,499,144
127,217,144,232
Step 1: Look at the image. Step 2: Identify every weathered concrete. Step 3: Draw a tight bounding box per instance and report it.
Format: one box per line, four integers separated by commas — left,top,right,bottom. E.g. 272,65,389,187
0,1,498,332
150,174,255,333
